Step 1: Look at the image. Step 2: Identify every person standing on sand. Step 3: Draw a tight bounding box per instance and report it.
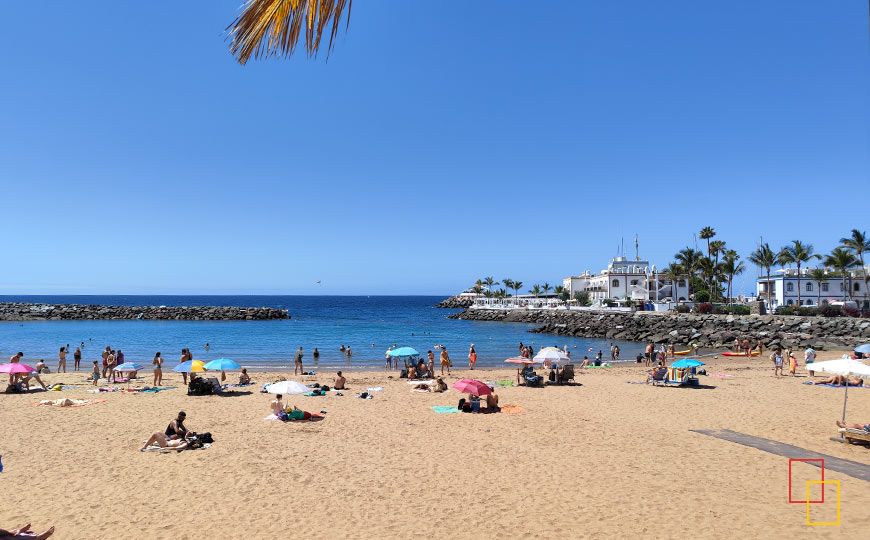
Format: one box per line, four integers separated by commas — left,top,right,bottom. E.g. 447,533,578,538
742,338,751,357
772,348,784,377
614,345,620,361
668,343,675,358
440,347,451,375
106,350,116,383
788,351,798,376
92,361,100,386
610,343,615,361
73,347,81,371
153,352,163,386
179,349,189,385
645,343,653,367
101,347,110,379
294,347,304,375
468,344,477,370
805,347,816,377
57,347,67,373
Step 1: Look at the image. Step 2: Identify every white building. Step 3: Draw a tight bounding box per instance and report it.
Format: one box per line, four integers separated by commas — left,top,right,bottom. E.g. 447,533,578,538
756,268,870,310
563,256,690,304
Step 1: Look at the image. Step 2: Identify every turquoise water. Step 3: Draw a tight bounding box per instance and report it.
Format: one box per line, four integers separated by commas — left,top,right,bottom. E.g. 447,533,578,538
0,296,644,370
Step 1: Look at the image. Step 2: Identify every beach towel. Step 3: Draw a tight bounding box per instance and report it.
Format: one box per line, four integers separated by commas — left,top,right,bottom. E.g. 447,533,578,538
496,380,515,387
142,443,212,452
87,386,123,393
500,405,526,414
803,382,867,388
366,387,384,392
710,373,734,378
30,398,108,408
431,406,460,414
304,391,326,396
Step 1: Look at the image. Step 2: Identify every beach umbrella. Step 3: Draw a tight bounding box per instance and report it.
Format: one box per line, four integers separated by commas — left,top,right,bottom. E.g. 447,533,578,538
452,379,492,396
266,380,309,395
534,347,570,368
504,357,537,365
387,347,419,358
669,359,705,369
114,362,143,372
808,359,870,424
0,362,36,374
203,358,241,371
854,344,870,354
173,360,205,373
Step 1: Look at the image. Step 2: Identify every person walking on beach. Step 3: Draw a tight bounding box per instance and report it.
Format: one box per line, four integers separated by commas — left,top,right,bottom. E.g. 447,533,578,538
468,344,477,370
73,347,81,371
440,347,451,376
153,352,164,386
294,347,304,375
644,343,653,367
57,347,67,373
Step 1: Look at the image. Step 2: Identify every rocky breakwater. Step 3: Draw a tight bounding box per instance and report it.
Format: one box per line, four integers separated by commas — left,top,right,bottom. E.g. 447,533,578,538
0,302,290,321
435,295,476,308
448,308,870,350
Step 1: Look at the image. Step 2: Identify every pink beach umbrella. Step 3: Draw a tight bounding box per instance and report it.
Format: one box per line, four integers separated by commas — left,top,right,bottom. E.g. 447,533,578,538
504,357,536,365
452,379,492,396
0,362,36,374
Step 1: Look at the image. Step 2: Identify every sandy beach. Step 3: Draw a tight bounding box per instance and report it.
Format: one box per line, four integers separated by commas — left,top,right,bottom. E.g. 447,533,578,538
2,350,870,539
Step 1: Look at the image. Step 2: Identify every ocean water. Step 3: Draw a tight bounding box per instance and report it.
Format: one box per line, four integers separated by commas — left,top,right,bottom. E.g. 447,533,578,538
0,296,645,370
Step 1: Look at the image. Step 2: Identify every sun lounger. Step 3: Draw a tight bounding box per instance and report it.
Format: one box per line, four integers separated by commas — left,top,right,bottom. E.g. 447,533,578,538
839,427,870,445
648,368,668,386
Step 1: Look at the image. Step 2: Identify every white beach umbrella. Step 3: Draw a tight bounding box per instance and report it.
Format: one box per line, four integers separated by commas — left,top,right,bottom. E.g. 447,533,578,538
266,380,309,395
809,359,870,424
533,347,570,368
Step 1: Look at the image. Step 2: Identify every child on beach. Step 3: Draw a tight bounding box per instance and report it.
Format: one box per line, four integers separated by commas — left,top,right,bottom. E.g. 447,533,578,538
772,349,784,377
788,353,797,377
92,361,100,386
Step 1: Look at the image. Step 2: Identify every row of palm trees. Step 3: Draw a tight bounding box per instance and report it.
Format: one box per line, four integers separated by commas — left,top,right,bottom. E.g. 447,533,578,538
470,278,567,301
667,227,868,307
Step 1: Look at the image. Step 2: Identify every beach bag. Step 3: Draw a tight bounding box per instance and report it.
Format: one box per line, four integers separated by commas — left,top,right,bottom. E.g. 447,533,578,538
199,432,213,444
448,359,453,367
321,385,330,392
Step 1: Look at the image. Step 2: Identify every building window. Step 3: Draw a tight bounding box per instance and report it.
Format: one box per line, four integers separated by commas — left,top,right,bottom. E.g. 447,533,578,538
822,283,829,292
678,280,686,287
855,283,861,292
612,279,620,287
787,299,794,305
678,297,686,301
806,282,812,291
805,299,813,306
786,283,793,292
630,280,638,286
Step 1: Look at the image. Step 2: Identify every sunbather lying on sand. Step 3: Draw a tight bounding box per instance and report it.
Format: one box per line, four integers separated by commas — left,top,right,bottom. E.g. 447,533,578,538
814,376,863,386
836,420,870,432
0,523,55,539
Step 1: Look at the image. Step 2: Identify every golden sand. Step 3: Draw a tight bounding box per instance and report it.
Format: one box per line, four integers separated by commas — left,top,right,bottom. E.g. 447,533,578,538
1,350,869,539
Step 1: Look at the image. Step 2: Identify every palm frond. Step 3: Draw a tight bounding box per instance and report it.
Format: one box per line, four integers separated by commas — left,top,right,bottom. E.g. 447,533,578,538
226,0,352,65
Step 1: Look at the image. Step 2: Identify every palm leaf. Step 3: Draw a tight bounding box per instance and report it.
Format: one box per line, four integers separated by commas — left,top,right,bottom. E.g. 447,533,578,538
226,0,352,65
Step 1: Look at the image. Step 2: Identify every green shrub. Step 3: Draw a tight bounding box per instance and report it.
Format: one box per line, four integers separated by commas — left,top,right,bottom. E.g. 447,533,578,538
726,305,750,316
694,290,710,303
795,306,819,316
775,306,794,316
675,305,691,313
818,304,842,317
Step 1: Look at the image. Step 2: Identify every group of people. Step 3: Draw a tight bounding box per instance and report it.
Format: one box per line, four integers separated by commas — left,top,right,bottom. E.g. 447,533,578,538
55,344,83,373
457,387,500,413
6,352,47,391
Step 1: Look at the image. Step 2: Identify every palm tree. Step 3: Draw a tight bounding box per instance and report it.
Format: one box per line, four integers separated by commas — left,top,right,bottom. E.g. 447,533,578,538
483,277,498,296
512,281,523,299
529,285,542,299
542,282,552,298
840,229,869,306
470,285,483,295
699,226,716,263
675,248,703,299
777,241,820,307
749,243,776,308
554,285,568,302
226,0,353,64
709,240,726,298
502,279,514,302
808,268,827,307
823,248,858,302
663,262,684,302
697,257,722,302
721,250,745,307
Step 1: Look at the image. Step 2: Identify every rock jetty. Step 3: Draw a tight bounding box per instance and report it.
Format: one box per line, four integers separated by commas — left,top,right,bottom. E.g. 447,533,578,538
0,302,289,321
448,308,870,350
435,295,476,308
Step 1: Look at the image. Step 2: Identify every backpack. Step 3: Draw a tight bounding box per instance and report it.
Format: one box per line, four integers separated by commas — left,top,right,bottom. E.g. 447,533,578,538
199,432,214,444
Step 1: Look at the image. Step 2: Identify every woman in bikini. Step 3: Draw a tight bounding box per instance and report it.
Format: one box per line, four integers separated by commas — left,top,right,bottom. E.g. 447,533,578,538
468,344,477,370
152,352,163,386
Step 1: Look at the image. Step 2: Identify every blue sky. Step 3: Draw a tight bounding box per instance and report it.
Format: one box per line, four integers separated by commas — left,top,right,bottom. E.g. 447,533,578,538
1,1,867,295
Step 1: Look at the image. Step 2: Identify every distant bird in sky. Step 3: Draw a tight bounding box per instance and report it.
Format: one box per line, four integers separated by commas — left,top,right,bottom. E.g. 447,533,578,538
315,280,321,284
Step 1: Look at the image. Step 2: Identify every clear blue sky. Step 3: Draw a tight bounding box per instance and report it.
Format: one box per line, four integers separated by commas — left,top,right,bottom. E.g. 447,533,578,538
1,1,867,295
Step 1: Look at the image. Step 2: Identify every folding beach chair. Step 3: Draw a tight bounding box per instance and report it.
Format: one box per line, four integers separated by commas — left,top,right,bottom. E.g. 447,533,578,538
647,368,668,386
560,364,575,384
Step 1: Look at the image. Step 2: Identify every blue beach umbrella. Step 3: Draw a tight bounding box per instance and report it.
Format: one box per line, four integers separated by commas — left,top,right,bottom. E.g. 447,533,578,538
204,358,241,371
114,362,143,372
854,344,870,354
669,358,705,369
388,347,419,358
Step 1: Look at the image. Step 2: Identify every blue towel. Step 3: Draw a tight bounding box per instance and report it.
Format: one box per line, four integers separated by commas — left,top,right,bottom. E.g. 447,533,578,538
431,406,460,414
